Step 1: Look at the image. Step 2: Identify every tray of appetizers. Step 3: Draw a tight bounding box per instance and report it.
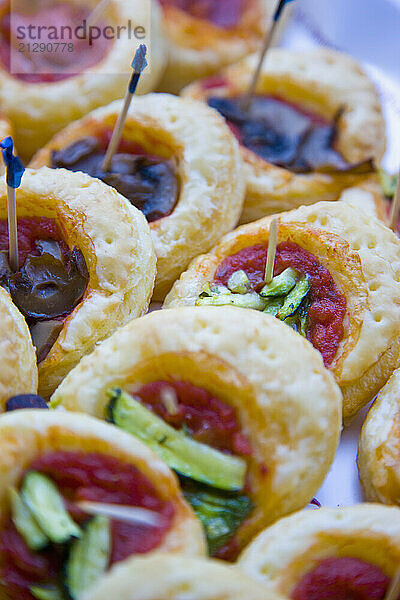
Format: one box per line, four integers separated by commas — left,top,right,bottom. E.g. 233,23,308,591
0,1,399,599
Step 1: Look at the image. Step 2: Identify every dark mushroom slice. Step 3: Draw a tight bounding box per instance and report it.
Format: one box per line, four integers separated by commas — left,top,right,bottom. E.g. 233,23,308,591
207,96,375,175
0,239,89,363
51,137,180,223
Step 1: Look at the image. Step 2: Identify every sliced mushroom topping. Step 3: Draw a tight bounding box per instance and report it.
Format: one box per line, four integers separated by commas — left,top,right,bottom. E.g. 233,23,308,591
51,137,179,223
3,243,88,321
208,96,374,174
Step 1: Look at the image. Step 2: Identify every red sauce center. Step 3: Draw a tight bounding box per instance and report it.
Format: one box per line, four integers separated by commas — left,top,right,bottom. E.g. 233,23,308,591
0,451,174,600
134,380,252,456
158,0,245,28
292,557,391,600
0,2,112,83
0,217,65,266
214,242,346,367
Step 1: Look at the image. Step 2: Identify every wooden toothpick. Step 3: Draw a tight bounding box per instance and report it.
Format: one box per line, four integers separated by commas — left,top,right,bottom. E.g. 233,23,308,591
77,501,164,527
6,186,18,272
264,217,279,283
389,168,400,231
384,566,400,600
0,137,25,272
241,0,295,111
102,44,148,172
86,0,112,29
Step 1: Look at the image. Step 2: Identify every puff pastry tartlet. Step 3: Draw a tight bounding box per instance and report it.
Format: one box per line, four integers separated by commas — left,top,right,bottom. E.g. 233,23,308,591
358,367,400,504
0,409,204,599
183,48,385,224
83,554,283,600
0,0,165,160
51,306,342,559
164,201,400,420
157,0,274,94
30,94,245,300
238,504,400,599
0,167,156,399
0,286,37,410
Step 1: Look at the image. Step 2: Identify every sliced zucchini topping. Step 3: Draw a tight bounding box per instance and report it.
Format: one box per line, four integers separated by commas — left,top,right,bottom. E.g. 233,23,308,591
64,515,110,600
276,276,310,321
260,267,298,297
198,282,229,297
22,471,81,544
196,268,312,337
9,486,49,551
263,296,285,316
182,481,253,556
196,291,267,310
30,585,65,600
227,270,251,294
107,389,246,492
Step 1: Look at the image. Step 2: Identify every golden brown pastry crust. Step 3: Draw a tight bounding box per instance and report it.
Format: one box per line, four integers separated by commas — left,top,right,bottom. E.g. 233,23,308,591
0,287,37,410
0,409,205,585
0,0,166,160
51,306,342,553
358,367,400,504
340,179,389,224
0,167,156,398
83,554,284,600
238,504,400,596
182,48,386,224
30,94,245,300
158,0,274,94
164,201,400,420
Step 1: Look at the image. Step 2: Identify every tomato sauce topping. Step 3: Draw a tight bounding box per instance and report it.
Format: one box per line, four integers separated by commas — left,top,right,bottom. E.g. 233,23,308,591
0,451,174,600
134,380,252,456
0,2,111,83
158,0,245,28
0,217,65,266
291,557,391,600
214,242,346,367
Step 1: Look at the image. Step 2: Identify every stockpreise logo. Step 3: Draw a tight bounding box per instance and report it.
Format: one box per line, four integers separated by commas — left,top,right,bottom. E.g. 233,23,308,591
7,0,152,77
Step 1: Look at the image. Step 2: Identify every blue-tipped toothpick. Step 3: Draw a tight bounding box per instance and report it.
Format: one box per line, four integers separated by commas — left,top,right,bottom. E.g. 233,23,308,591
102,44,148,172
0,137,25,271
241,0,295,110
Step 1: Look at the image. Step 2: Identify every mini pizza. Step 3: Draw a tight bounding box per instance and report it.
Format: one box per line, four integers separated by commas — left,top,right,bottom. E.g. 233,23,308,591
0,286,37,410
30,94,245,300
83,554,282,600
164,201,400,421
358,367,400,505
238,504,400,600
182,48,385,224
157,0,274,94
51,306,342,560
0,167,156,399
0,0,165,160
0,409,205,600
